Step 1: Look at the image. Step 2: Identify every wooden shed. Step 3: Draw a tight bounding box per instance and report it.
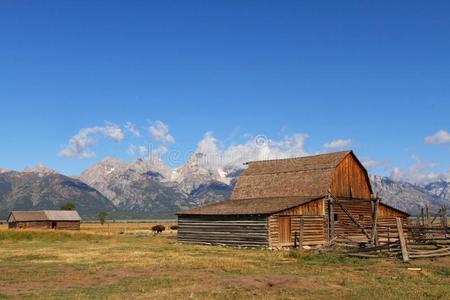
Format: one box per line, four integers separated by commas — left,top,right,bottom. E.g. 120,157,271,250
177,151,408,248
7,210,81,230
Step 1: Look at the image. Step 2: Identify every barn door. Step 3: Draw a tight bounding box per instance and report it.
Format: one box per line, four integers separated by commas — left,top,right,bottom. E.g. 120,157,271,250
279,216,291,244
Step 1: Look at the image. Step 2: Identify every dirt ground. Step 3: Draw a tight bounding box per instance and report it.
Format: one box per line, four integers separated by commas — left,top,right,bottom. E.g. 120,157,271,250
0,223,449,299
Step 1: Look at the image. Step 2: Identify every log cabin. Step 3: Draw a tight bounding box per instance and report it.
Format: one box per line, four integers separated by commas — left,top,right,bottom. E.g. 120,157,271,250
177,151,408,248
7,210,81,230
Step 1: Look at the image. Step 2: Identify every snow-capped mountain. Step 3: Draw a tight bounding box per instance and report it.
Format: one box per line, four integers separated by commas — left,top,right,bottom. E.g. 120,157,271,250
370,175,449,215
171,152,233,194
79,153,234,213
424,179,450,202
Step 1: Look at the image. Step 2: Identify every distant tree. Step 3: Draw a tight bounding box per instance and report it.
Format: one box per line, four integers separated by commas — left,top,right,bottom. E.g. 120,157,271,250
98,211,108,225
60,202,76,211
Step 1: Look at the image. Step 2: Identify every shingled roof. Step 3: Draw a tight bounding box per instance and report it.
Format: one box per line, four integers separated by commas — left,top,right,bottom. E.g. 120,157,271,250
231,151,351,200
7,210,81,222
178,196,323,215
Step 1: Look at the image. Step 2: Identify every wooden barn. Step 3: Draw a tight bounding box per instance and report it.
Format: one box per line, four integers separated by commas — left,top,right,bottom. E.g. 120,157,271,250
7,210,81,230
177,151,408,248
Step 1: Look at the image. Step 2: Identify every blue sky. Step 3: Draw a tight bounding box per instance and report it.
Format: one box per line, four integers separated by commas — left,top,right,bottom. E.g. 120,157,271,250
0,0,449,181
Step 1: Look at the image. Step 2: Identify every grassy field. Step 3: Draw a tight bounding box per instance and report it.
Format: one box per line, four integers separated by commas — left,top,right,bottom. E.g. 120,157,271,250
0,223,449,299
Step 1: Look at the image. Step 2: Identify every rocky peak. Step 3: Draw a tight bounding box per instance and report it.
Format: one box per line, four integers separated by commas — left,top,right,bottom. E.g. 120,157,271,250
0,168,10,174
22,163,56,176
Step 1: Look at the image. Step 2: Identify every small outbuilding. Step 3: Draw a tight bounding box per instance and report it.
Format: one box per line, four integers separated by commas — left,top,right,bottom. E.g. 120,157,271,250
177,151,408,248
7,210,81,230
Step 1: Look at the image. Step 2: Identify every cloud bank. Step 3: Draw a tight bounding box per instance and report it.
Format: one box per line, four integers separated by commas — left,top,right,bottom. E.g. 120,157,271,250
192,132,308,171
390,155,447,184
323,139,352,149
149,121,175,143
425,130,450,144
59,124,124,159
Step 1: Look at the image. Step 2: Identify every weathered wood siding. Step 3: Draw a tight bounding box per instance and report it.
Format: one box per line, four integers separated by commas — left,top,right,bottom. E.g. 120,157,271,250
268,215,326,247
8,221,80,230
331,154,371,199
9,221,51,229
55,221,81,230
268,200,327,247
376,204,408,241
327,199,408,241
177,215,268,247
276,198,325,216
332,199,372,240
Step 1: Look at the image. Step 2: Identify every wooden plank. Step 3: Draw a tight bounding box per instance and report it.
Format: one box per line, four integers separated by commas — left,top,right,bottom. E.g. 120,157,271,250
397,217,409,262
370,197,379,246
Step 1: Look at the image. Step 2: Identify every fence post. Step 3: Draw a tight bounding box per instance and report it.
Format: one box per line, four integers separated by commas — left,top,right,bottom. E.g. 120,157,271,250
387,226,391,253
299,217,304,249
396,218,409,262
443,204,448,229
421,207,424,227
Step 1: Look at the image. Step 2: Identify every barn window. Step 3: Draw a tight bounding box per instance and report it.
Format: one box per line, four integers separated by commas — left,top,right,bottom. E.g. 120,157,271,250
334,214,339,221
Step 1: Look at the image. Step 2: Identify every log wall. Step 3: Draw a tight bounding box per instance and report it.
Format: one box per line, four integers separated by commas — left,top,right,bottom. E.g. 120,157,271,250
55,221,81,230
327,199,408,242
331,154,371,199
268,215,326,247
177,215,268,247
9,221,51,229
8,221,80,230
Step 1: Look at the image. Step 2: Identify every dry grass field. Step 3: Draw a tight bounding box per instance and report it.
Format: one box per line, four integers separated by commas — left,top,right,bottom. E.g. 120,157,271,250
0,223,449,299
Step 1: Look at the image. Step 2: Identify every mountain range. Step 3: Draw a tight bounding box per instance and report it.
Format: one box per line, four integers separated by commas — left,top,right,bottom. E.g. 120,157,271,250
0,156,448,219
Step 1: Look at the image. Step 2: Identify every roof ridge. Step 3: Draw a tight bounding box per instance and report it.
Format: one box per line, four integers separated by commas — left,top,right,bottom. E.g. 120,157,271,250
244,150,351,165
238,166,337,177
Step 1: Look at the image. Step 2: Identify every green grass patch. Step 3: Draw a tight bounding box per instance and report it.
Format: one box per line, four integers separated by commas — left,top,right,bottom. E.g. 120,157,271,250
433,266,450,276
0,231,108,242
285,250,372,266
7,254,59,262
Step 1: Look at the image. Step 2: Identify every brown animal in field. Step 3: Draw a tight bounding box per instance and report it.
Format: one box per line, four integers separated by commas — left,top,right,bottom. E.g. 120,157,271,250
151,224,165,234
170,225,179,230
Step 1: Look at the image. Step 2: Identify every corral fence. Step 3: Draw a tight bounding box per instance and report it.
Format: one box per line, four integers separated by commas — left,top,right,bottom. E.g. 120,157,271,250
341,204,449,261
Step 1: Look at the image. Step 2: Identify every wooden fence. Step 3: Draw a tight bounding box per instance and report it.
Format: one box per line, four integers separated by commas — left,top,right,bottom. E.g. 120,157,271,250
346,217,450,261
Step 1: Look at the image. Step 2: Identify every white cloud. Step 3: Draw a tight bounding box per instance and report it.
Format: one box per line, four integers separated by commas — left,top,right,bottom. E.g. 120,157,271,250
390,155,446,184
59,124,124,159
362,160,382,169
323,139,352,149
125,122,141,137
190,132,308,171
149,121,175,143
425,130,450,144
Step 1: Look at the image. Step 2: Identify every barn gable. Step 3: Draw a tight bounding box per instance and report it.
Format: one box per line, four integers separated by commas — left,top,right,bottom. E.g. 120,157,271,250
330,151,372,199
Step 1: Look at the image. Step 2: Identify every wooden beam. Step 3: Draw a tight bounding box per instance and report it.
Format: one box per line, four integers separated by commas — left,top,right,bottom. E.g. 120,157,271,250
421,207,425,227
431,208,442,225
327,196,334,241
299,217,304,248
370,197,380,246
396,217,409,262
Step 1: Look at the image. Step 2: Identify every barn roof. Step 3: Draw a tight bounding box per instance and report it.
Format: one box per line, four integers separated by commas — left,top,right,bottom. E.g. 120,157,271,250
177,196,324,215
7,210,81,222
231,151,352,199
